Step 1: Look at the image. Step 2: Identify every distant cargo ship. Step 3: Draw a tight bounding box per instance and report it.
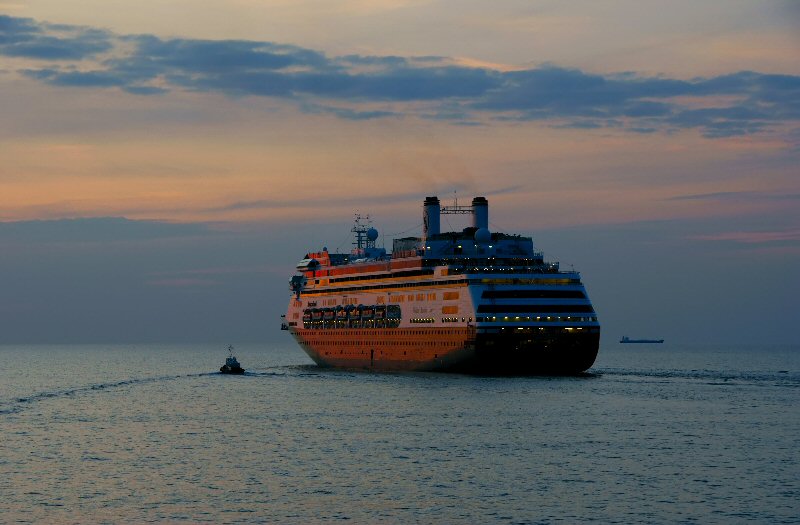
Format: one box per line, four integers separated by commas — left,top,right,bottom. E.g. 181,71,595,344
284,196,600,374
620,336,664,344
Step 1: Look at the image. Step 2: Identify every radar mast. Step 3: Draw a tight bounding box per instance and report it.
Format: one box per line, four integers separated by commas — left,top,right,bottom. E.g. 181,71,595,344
351,213,375,251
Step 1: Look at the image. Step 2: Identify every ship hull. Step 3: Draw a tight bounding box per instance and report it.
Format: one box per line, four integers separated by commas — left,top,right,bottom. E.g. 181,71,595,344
284,196,601,375
290,326,599,375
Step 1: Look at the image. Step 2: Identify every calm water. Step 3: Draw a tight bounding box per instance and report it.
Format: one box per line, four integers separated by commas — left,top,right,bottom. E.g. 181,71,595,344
1,342,798,524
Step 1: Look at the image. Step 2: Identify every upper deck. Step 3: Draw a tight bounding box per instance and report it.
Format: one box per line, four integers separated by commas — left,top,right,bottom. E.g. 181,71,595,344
291,195,578,298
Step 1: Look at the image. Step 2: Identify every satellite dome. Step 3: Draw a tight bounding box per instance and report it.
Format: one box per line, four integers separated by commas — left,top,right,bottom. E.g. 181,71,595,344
367,228,379,241
474,227,491,243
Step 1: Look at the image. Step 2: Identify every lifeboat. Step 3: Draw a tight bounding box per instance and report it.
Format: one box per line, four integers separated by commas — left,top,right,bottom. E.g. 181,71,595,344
387,305,402,319
375,305,386,319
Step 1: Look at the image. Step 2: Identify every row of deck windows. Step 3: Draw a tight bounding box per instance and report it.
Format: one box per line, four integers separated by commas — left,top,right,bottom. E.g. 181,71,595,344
299,315,596,329
477,316,598,323
312,340,452,347
317,264,574,286
304,319,401,329
301,329,466,335
303,277,581,297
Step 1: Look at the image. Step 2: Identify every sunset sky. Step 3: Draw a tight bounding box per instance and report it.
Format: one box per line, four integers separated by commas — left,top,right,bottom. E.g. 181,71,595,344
1,1,798,344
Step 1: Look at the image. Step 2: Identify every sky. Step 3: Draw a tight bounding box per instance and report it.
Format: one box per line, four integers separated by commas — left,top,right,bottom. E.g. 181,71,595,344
1,1,798,345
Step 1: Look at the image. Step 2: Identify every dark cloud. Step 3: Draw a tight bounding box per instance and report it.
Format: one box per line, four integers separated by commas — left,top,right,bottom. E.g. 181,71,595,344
302,102,399,120
0,15,112,60
1,34,111,60
0,15,40,43
3,15,799,137
338,54,410,67
22,68,124,87
130,35,330,73
353,66,500,101
554,120,602,130
621,101,672,118
476,68,696,117
629,127,657,134
123,85,168,95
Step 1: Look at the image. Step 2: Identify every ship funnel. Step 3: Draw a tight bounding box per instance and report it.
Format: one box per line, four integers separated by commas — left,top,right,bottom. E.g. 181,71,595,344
472,197,488,230
423,196,440,240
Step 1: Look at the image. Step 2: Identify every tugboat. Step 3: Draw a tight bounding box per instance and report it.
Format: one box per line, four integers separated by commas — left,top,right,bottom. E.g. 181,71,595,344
220,345,245,374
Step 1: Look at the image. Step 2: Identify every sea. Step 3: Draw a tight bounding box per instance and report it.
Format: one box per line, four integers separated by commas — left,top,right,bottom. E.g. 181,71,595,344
1,342,798,524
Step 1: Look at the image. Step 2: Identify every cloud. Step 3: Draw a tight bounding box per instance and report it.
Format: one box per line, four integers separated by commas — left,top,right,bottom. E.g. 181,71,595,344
0,15,112,60
129,35,329,73
205,190,430,214
22,67,124,87
3,15,799,137
0,217,213,244
301,102,400,120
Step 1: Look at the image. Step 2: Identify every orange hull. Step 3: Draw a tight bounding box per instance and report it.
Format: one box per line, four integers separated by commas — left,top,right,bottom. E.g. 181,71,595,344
290,326,600,374
291,327,476,371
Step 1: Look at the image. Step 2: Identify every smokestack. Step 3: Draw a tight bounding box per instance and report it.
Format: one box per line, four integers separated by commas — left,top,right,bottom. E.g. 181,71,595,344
472,196,488,230
423,196,440,240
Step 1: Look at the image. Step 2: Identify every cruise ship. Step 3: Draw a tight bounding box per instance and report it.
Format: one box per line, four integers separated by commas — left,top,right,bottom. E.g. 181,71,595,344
284,196,600,374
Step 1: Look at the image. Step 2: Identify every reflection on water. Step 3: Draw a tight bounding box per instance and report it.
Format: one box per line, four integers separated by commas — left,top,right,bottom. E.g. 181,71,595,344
1,343,798,523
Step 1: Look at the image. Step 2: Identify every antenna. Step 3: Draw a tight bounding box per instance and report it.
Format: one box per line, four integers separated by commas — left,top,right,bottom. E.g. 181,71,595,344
441,193,473,215
351,213,374,251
